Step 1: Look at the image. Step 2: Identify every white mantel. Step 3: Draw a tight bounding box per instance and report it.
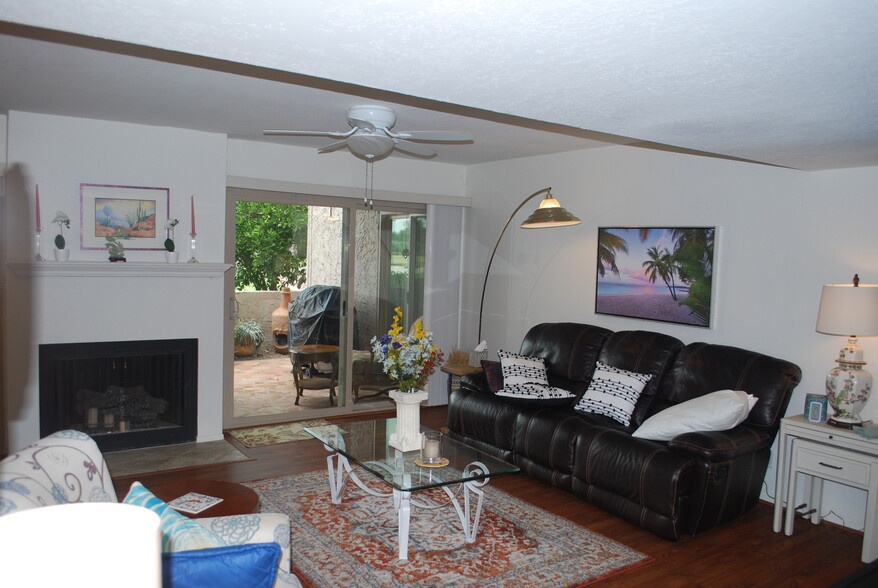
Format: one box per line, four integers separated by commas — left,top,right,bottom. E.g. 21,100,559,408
9,261,232,278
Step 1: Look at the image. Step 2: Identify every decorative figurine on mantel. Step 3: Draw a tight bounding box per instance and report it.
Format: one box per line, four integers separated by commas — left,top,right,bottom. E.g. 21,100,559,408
164,218,180,263
51,211,71,262
105,231,127,262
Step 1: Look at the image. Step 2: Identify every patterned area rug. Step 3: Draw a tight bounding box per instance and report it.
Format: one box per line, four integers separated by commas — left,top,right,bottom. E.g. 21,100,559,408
228,419,332,447
245,470,652,587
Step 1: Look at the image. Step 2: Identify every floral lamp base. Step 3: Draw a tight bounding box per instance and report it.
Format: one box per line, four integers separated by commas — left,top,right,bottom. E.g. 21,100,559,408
826,361,872,428
389,390,428,452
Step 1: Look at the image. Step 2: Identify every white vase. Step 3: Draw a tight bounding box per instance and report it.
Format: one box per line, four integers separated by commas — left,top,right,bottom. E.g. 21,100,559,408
388,389,428,452
165,251,179,263
53,248,69,262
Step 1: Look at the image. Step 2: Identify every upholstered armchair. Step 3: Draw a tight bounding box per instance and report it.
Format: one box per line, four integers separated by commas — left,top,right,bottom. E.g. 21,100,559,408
0,430,299,587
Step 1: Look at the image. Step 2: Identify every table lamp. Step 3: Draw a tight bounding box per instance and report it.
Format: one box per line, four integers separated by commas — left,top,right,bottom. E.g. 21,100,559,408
815,275,878,427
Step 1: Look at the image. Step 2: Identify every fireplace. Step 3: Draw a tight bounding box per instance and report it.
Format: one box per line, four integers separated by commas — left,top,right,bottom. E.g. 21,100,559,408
39,339,198,452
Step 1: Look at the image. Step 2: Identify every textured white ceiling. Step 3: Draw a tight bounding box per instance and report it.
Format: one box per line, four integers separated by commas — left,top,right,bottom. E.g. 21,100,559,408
1,0,877,170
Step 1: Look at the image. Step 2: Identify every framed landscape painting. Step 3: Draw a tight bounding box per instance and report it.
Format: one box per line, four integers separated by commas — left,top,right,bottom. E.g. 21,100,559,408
80,184,170,250
595,227,715,327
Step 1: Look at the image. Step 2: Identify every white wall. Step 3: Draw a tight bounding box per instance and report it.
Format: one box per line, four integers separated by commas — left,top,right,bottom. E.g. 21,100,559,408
3,111,229,448
463,145,878,530
3,112,470,448
227,139,467,201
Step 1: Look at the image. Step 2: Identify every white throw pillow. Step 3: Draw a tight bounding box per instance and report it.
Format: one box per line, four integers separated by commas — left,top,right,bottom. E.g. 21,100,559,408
498,350,550,387
632,389,758,441
574,362,652,426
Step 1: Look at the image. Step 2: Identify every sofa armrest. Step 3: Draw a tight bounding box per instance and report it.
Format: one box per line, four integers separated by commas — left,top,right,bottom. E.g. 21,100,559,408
667,425,773,461
197,513,291,574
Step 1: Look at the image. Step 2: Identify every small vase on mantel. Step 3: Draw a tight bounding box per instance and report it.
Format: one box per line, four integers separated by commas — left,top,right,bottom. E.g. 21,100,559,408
165,251,179,263
389,389,428,452
53,249,69,262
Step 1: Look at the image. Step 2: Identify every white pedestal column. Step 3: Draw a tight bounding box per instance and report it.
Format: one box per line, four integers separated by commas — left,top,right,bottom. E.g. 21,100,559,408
389,390,428,452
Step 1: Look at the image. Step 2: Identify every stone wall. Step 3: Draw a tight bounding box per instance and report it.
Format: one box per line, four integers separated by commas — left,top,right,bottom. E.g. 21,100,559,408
235,290,298,354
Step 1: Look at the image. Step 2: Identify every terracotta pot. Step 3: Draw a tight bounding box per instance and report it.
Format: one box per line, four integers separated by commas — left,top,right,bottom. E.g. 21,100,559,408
234,342,257,357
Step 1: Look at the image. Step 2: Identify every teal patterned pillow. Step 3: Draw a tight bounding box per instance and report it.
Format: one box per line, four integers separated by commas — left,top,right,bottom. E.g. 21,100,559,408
123,482,227,552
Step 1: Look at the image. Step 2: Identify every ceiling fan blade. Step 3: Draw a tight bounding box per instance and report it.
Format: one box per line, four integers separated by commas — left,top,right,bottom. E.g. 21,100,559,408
347,117,376,132
393,139,437,157
318,139,350,154
391,130,473,142
263,128,355,138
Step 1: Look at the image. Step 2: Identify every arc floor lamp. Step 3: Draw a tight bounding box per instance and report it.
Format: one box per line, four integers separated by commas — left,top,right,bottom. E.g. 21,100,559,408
477,187,582,342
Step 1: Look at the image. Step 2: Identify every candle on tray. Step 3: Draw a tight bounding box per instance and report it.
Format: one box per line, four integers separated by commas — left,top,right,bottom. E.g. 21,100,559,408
35,185,41,230
423,440,440,460
190,195,196,235
87,407,99,427
119,420,130,433
104,412,115,428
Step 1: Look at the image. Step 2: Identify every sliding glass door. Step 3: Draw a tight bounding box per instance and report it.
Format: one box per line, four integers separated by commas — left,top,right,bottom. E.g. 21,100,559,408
224,187,427,428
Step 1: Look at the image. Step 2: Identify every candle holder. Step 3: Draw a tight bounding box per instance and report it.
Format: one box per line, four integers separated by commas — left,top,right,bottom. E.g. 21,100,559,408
417,431,447,467
187,232,199,264
33,228,45,261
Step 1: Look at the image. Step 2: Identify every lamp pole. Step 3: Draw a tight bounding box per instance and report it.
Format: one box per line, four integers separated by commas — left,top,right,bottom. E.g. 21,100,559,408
477,187,552,342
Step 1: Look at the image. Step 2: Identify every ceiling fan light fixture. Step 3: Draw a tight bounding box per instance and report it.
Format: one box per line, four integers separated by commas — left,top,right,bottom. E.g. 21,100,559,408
347,134,394,159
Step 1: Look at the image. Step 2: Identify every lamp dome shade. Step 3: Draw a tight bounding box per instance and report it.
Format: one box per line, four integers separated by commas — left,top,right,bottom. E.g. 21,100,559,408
520,196,581,228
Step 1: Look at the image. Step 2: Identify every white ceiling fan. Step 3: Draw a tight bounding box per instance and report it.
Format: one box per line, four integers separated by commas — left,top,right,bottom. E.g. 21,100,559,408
264,105,473,160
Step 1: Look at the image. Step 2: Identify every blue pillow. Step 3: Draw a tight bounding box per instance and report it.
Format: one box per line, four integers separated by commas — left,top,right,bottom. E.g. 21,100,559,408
123,482,227,552
162,543,280,588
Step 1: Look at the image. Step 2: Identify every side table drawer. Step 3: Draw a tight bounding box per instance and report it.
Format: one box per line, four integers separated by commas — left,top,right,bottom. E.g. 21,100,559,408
795,440,872,488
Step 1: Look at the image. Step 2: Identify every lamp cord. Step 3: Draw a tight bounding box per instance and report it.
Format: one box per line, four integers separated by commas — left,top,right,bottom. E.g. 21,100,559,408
477,187,551,342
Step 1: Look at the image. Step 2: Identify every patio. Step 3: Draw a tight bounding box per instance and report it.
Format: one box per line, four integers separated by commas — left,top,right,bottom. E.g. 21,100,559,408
233,354,393,418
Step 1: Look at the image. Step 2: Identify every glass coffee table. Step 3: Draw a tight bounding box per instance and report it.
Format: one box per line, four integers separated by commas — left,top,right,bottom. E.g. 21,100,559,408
305,418,520,560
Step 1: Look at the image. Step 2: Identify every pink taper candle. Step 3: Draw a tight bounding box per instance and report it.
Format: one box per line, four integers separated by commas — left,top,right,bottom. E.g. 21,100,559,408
190,195,196,235
35,185,41,230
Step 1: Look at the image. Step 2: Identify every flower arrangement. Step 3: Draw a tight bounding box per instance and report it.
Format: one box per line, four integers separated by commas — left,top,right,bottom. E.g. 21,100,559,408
371,308,444,393
164,218,180,252
52,211,70,250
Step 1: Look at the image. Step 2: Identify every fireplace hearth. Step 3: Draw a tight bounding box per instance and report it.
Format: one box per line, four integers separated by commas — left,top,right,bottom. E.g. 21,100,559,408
39,339,198,451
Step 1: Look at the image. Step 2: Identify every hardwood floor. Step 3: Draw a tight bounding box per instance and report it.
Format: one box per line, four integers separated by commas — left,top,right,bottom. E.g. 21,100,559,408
113,407,867,587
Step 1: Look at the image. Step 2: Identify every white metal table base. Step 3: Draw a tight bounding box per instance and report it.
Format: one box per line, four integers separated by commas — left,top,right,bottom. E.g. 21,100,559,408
322,446,490,560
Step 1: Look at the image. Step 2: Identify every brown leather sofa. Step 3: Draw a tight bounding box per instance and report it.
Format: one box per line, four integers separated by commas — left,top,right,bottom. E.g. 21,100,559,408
447,322,802,540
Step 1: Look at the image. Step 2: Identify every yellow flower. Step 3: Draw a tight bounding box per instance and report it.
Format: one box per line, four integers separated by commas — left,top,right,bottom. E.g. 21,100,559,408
389,307,403,336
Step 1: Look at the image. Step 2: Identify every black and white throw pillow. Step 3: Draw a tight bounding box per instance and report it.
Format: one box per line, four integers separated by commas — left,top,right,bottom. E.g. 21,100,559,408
497,349,550,387
496,350,573,401
574,361,652,426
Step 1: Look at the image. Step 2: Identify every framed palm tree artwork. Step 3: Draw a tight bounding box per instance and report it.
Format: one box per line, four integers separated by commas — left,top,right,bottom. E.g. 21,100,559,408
596,227,715,327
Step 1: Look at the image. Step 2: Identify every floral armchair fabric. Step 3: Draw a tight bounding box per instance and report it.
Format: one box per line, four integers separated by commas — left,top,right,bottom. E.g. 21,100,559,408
0,430,299,587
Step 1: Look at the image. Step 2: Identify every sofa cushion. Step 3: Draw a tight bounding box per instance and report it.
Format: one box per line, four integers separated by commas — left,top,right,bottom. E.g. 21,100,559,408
123,482,228,552
162,543,280,588
574,362,652,426
597,330,685,427
633,390,757,441
519,322,612,384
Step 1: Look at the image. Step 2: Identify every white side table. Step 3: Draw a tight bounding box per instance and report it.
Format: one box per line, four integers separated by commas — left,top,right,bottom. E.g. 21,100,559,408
773,414,878,563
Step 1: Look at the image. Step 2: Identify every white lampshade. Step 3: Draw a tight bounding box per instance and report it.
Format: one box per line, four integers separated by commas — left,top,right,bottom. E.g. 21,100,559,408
816,283,878,337
0,503,161,587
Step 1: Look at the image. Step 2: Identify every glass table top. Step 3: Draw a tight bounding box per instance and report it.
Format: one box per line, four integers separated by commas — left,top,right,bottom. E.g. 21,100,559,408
305,418,520,492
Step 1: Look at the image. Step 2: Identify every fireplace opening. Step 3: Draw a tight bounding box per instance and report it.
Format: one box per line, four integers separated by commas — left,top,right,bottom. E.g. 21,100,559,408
39,339,198,452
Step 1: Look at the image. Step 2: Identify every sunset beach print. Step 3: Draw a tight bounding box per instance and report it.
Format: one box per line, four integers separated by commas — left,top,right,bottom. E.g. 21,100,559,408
596,227,714,327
